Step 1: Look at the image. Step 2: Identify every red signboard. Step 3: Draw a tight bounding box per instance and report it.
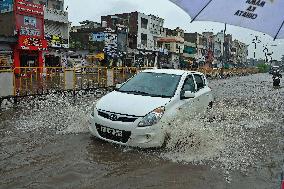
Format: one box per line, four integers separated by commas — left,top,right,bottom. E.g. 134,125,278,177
18,36,47,51
15,0,44,17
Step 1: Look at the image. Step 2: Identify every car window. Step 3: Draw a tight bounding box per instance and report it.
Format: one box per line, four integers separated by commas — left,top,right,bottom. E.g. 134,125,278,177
182,75,196,93
119,72,181,98
194,74,205,91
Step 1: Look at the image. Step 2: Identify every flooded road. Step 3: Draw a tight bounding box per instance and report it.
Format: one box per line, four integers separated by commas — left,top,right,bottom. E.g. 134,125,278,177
1,73,284,189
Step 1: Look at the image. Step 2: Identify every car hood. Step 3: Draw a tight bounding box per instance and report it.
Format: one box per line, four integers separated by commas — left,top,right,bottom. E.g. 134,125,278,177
96,91,171,117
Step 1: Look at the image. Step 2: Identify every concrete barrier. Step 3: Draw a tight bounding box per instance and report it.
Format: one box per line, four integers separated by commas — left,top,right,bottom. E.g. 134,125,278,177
0,70,14,97
64,69,75,90
107,69,114,87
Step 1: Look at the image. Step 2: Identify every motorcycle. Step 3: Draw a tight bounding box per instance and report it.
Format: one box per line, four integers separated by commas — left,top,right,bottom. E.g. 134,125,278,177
273,75,281,87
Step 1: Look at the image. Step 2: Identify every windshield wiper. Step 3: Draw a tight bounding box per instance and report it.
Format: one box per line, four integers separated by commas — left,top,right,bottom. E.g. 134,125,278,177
119,90,150,95
133,90,151,95
119,90,170,98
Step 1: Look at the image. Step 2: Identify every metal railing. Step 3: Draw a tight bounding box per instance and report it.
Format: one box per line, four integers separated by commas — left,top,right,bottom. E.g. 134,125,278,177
0,66,259,99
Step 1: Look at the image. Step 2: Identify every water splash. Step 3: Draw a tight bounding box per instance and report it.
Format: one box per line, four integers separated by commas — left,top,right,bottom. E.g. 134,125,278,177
11,91,105,134
161,74,284,179
160,99,276,181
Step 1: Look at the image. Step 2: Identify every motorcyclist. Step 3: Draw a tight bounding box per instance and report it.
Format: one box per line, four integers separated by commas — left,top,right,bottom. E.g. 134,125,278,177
272,69,282,78
272,69,282,86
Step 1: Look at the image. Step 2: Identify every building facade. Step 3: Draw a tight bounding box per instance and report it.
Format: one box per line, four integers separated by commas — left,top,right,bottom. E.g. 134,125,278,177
213,32,224,67
157,27,184,68
0,0,47,70
0,0,69,68
41,0,69,67
101,12,166,51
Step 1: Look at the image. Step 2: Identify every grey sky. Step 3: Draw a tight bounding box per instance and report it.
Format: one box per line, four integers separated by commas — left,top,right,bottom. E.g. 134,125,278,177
66,0,284,60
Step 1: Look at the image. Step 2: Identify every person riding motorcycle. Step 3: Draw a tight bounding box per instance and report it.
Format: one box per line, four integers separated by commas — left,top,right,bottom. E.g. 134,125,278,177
272,70,282,87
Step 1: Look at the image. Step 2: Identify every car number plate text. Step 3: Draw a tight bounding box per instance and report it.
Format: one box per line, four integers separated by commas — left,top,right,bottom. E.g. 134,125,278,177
100,126,123,137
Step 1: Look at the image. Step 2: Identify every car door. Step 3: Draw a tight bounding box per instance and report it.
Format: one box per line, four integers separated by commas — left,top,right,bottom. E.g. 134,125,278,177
201,75,213,107
193,74,209,112
178,74,199,114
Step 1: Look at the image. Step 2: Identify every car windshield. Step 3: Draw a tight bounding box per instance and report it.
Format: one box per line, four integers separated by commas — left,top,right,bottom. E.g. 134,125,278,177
118,72,182,98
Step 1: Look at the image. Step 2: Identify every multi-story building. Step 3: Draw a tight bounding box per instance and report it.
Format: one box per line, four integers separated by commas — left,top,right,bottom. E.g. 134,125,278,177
101,12,166,66
224,34,233,67
214,32,224,58
213,32,225,67
0,0,69,68
157,27,184,68
232,39,248,67
201,32,215,67
70,21,129,66
39,0,69,66
0,0,47,70
70,20,101,33
101,12,166,51
183,32,206,66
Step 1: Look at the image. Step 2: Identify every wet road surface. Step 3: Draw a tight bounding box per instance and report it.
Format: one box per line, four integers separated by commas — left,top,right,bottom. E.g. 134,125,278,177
0,73,284,189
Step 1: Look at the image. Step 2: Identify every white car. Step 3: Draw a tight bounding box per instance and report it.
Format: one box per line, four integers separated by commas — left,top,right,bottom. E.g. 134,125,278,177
89,69,213,148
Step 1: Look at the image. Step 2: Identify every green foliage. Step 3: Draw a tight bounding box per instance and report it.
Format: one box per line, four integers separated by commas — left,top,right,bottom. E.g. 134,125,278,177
257,63,270,73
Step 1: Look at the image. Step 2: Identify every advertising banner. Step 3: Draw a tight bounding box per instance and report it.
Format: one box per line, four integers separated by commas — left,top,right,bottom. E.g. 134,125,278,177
16,14,43,37
95,52,105,60
90,32,105,42
0,0,13,13
18,36,47,51
15,0,44,17
45,35,69,48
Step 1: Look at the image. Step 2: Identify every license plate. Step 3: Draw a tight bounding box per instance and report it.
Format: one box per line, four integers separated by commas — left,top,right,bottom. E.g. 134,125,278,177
100,126,123,137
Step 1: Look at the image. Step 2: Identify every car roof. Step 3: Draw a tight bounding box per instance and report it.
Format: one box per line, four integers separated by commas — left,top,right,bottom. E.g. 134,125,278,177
141,69,203,76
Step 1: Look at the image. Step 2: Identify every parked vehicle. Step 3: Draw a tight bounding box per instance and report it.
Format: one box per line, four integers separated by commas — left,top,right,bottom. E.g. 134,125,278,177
89,69,214,148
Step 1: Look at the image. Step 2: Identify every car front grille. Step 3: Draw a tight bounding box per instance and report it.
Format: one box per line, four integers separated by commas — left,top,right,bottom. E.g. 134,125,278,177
97,110,138,122
95,124,131,143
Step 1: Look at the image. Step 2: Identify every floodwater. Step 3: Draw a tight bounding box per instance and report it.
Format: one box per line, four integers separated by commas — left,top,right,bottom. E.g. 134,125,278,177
0,73,283,189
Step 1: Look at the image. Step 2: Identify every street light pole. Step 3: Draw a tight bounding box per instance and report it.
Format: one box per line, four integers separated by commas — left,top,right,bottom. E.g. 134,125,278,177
263,45,268,63
222,23,227,69
251,35,261,66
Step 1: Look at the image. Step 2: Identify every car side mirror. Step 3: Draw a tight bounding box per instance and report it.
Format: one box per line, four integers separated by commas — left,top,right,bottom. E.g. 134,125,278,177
182,91,195,99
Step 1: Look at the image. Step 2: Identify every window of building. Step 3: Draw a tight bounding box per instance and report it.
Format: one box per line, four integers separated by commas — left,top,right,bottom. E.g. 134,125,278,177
38,1,47,6
52,4,60,10
165,44,170,50
141,18,148,29
176,44,179,50
141,34,147,46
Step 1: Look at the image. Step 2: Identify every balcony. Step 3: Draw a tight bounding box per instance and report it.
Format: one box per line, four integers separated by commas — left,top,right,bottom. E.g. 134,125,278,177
44,7,68,23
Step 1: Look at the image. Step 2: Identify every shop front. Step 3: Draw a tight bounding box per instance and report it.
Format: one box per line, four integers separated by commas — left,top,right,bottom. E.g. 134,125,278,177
0,43,14,69
13,0,47,71
44,34,69,67
14,35,47,71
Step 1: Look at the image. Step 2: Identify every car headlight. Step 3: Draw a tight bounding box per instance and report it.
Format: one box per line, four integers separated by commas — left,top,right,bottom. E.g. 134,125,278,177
138,107,165,127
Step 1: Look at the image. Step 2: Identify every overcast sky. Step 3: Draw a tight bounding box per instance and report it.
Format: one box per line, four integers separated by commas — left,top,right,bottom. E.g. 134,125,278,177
66,0,284,60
